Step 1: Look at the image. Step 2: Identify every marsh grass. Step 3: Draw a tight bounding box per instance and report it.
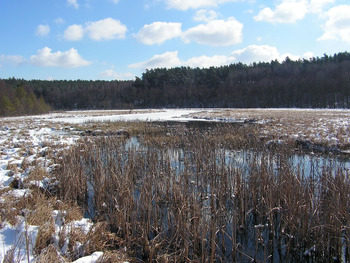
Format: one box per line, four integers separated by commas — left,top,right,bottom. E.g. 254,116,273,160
0,184,109,261
34,219,55,255
55,122,350,262
24,167,48,184
96,250,131,263
35,244,67,263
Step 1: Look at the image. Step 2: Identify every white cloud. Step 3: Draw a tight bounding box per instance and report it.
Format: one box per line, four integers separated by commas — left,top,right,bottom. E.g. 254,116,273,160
193,9,218,22
230,45,305,64
254,0,308,24
184,55,233,68
318,5,350,43
67,0,79,9
85,18,127,41
164,0,238,10
231,45,281,64
128,45,305,71
308,0,334,14
302,51,314,60
99,69,134,80
64,24,84,41
135,22,182,45
35,24,50,37
281,53,301,61
129,51,230,69
254,0,334,24
129,51,181,69
0,55,26,66
30,47,91,68
64,18,127,41
182,17,243,46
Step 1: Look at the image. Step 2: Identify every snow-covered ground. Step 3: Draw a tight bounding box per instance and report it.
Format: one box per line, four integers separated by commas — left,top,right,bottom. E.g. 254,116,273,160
1,108,349,262
45,109,202,123
0,118,97,262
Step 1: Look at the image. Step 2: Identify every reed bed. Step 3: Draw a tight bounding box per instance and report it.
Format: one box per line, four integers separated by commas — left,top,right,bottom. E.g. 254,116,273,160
55,122,350,262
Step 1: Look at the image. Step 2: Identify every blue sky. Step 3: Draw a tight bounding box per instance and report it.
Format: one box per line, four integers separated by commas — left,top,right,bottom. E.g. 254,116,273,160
1,0,349,80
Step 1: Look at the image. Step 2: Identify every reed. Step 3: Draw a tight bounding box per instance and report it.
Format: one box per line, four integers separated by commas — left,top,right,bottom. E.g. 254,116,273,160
56,122,350,262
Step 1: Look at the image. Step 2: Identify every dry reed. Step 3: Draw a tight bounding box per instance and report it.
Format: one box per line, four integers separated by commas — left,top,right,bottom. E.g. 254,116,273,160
55,122,350,262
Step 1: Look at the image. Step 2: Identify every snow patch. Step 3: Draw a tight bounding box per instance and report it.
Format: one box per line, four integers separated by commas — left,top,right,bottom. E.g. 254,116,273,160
71,251,103,263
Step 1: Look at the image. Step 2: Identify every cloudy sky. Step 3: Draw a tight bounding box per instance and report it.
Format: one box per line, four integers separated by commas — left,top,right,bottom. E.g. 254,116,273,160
1,0,349,80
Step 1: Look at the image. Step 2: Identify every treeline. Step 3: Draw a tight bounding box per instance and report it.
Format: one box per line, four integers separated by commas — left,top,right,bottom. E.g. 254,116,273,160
2,51,350,111
0,80,50,117
138,52,350,108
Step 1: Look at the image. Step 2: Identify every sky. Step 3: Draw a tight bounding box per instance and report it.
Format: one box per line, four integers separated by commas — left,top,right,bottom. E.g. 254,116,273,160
0,0,349,81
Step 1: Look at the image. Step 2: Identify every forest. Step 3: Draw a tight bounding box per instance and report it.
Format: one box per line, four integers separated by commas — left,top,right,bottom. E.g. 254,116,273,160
1,51,350,115
0,81,50,117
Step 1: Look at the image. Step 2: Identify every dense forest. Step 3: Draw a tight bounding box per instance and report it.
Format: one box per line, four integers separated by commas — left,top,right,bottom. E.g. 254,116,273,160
1,52,350,114
0,81,50,117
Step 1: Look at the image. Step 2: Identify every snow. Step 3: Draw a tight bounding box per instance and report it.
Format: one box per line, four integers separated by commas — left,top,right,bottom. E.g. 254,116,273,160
0,223,18,261
71,251,103,263
47,109,202,124
0,116,85,262
0,171,13,187
70,218,93,235
0,221,39,263
8,189,29,199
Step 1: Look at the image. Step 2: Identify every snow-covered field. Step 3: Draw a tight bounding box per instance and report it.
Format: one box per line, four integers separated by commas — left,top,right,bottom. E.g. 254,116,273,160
47,109,200,123
1,108,350,262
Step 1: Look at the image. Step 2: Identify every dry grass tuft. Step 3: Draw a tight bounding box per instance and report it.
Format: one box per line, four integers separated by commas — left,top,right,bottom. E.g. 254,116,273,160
0,191,29,227
26,191,56,226
85,222,124,254
25,167,48,182
34,219,56,254
6,163,20,173
54,201,83,223
59,221,125,261
96,250,131,263
35,244,67,263
66,227,87,260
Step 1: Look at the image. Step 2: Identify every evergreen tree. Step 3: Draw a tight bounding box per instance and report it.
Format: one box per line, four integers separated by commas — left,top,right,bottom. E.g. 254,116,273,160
0,95,15,115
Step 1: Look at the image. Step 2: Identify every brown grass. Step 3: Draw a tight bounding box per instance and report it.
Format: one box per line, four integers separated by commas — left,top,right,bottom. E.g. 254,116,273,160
189,108,350,151
61,221,124,261
3,114,349,261
34,219,56,254
96,250,131,263
35,244,67,263
0,190,30,227
24,167,48,186
84,222,124,255
26,192,56,226
54,122,350,261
